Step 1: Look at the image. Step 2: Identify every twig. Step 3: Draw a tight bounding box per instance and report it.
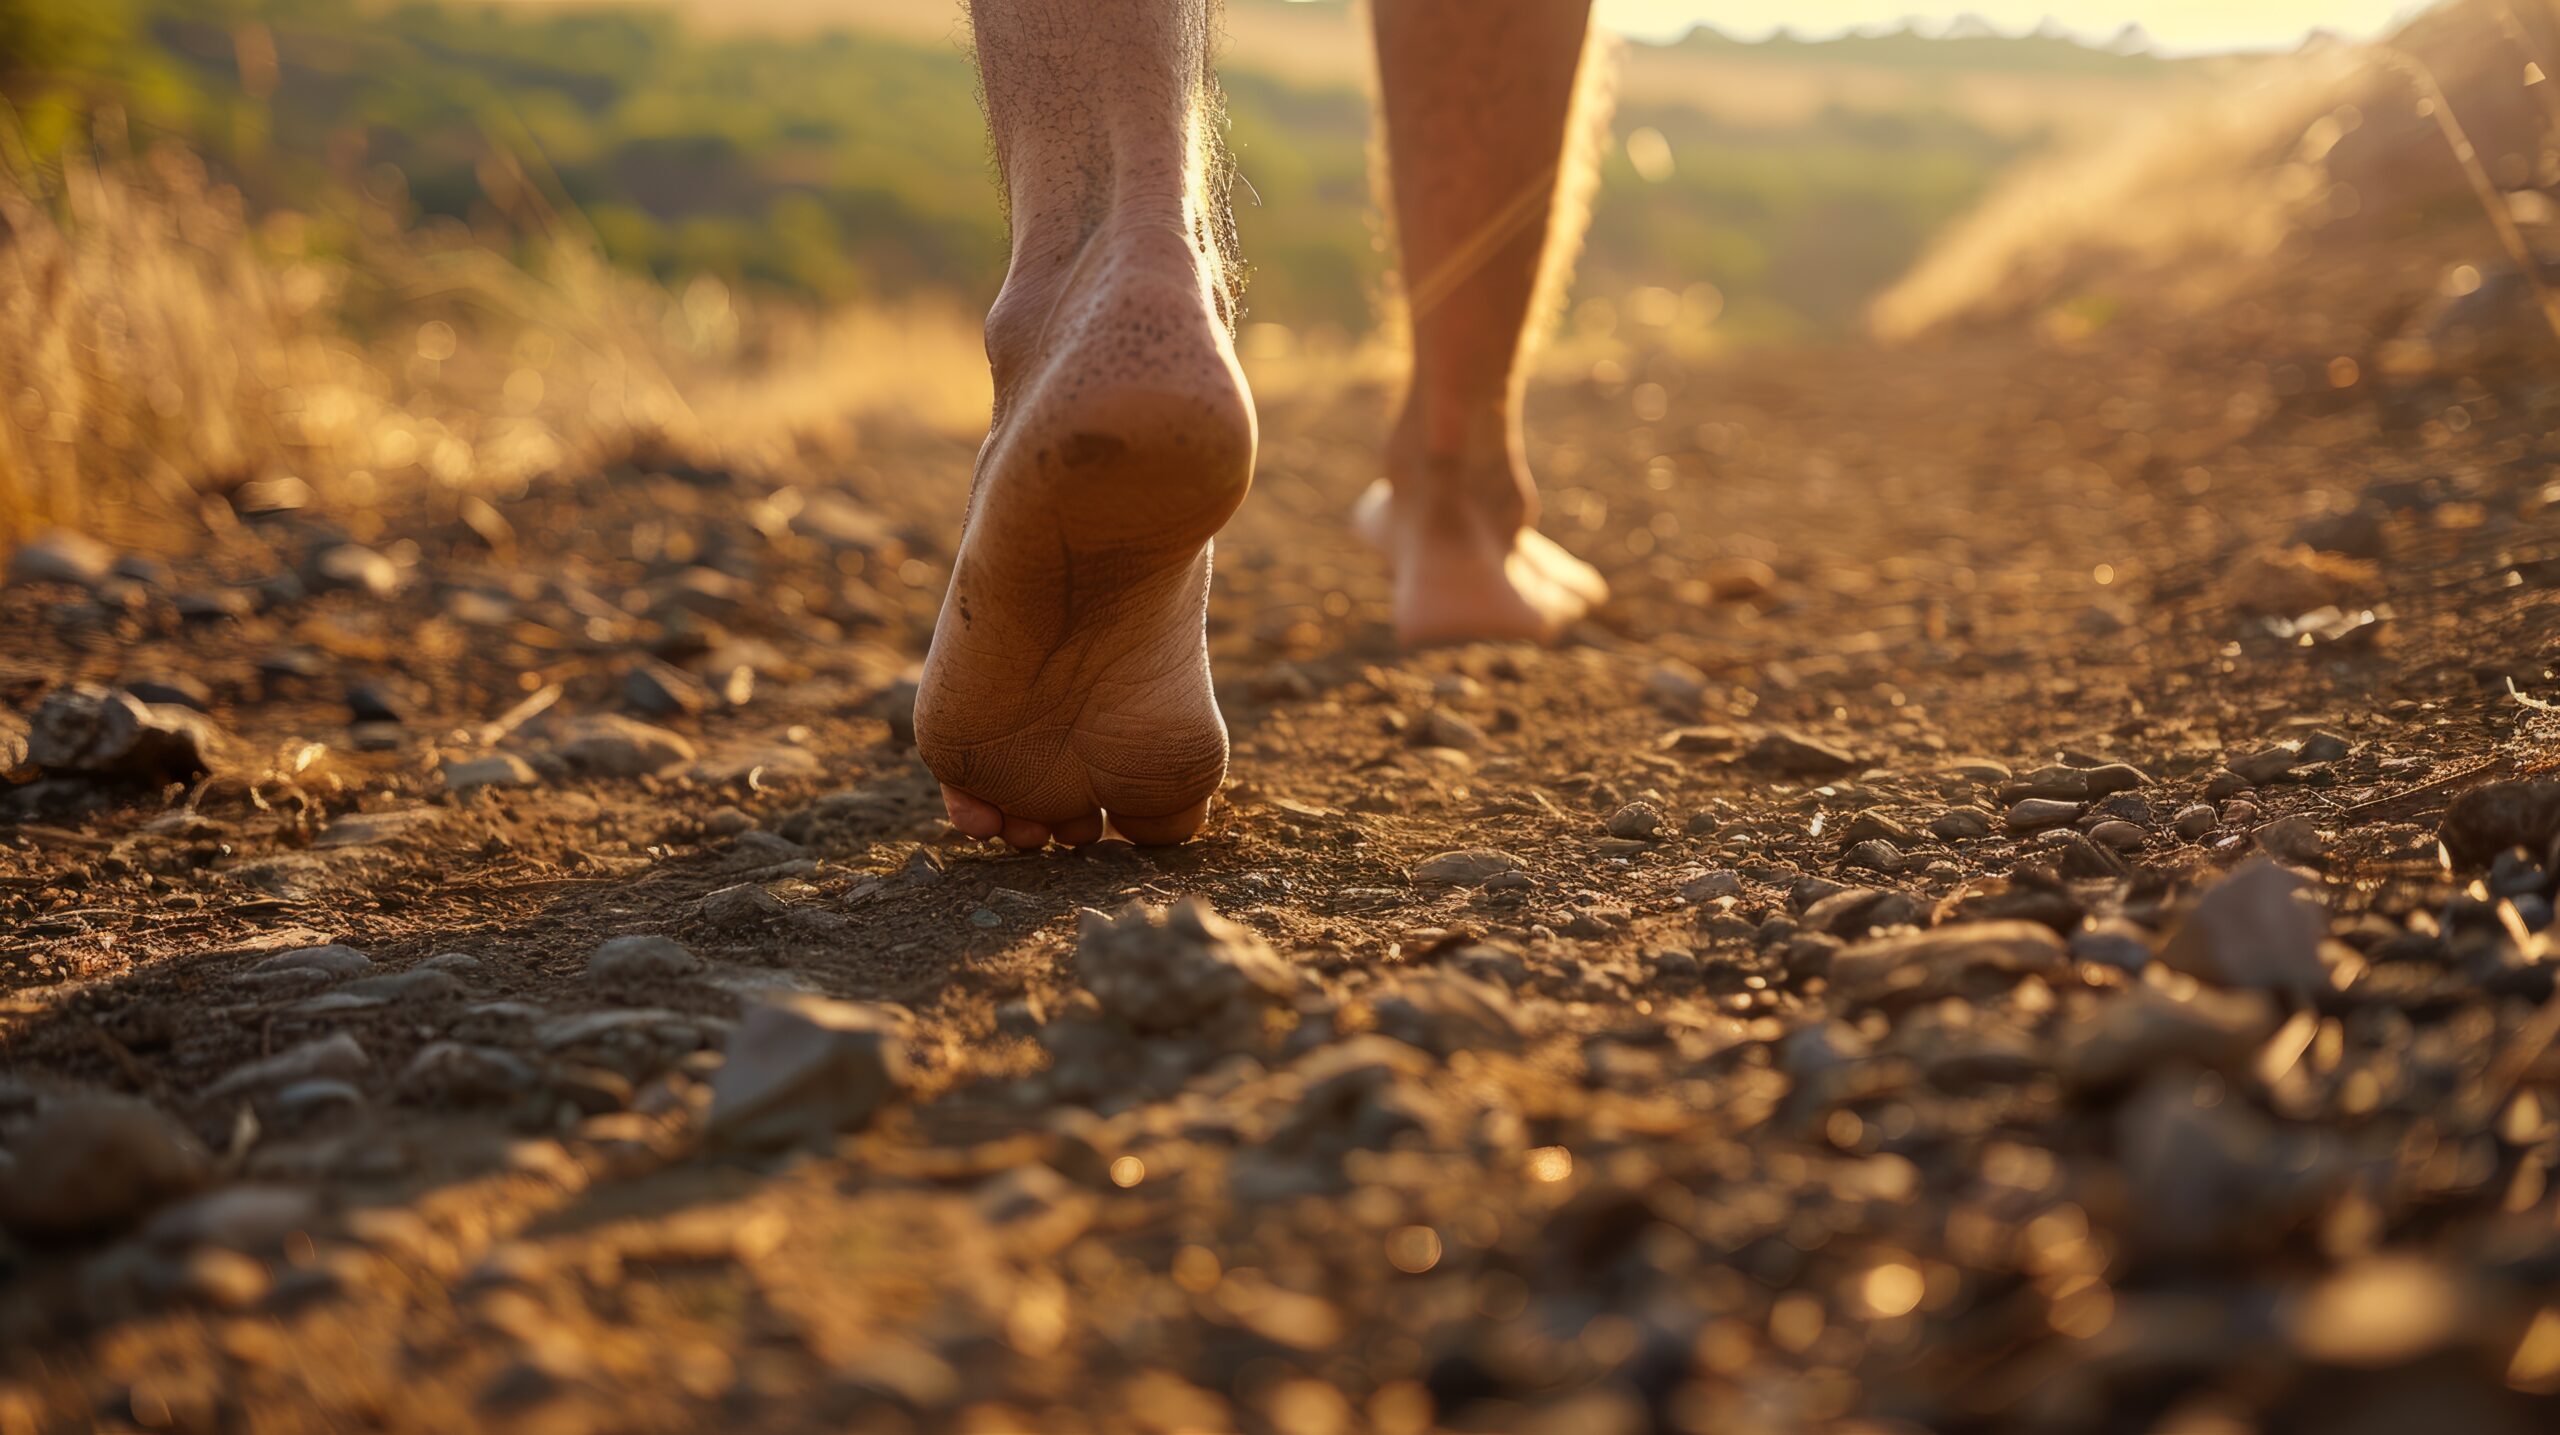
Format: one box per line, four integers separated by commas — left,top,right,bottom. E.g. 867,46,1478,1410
2378,44,2560,346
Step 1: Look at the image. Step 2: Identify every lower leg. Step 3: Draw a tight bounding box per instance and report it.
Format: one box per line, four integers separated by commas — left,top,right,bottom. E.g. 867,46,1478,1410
914,0,1253,848
1364,0,1608,644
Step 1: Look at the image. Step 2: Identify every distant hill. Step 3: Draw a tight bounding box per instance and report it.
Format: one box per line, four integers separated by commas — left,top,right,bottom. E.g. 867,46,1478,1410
5,0,2212,342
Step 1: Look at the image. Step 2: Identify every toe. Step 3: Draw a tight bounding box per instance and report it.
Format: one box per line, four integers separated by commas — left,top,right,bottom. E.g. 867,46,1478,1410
1108,797,1213,846
943,786,1005,839
1053,811,1107,847
1000,814,1053,850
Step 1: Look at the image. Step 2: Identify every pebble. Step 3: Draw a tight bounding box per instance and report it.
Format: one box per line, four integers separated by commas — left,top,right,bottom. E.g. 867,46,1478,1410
1413,709,1485,751
311,543,400,597
1842,839,1904,874
1931,808,1994,840
2254,814,2324,863
2159,859,2329,993
1839,811,1915,846
207,1034,371,1099
706,994,911,1149
1828,920,2070,1002
622,659,711,718
1682,870,1743,903
443,753,539,792
2225,743,2303,785
1603,801,1663,840
124,675,212,711
398,1042,541,1105
1936,757,2012,783
553,714,697,777
2439,778,2560,868
1074,899,1298,1032
586,934,702,985
250,944,374,980
2069,917,2155,971
7,529,116,588
1370,971,1527,1055
2299,730,2351,764
2087,819,2146,852
700,883,788,925
172,1247,272,1310
2172,803,2218,840
1412,849,1526,887
273,1079,366,1120
25,685,227,781
2004,798,2081,833
1742,729,1858,777
0,1096,210,1238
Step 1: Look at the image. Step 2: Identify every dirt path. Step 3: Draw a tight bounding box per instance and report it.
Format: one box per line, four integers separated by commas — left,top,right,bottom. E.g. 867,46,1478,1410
3,331,2558,1433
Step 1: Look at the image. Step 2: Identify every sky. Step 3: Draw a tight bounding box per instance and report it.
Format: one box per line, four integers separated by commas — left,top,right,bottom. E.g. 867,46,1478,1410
1585,1,2437,54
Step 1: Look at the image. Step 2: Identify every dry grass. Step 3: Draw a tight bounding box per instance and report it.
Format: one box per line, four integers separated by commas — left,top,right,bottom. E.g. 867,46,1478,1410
0,112,709,545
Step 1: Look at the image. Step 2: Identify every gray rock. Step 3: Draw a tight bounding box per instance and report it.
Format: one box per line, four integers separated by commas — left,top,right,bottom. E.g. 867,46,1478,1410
207,1034,370,1098
1742,729,1858,777
0,1096,210,1239
2088,819,2147,852
1604,801,1664,840
2172,803,2218,840
700,883,788,924
553,714,697,777
587,934,702,985
2225,743,2303,785
2299,731,2351,764
1075,899,1298,1032
1829,920,2070,1002
621,659,710,718
1843,839,1904,874
273,1079,366,1120
443,753,539,792
2254,814,2324,863
1682,870,1743,903
1414,709,1486,751
311,543,399,597
2069,917,2155,972
2159,859,2330,993
1372,970,1528,1056
1412,849,1525,887
2059,985,2274,1091
2004,798,2082,833
7,529,115,588
1931,808,1994,841
398,1042,541,1105
706,994,910,1149
250,944,373,980
26,685,226,780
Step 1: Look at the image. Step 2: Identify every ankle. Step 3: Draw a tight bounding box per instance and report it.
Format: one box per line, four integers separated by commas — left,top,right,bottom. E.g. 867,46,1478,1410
1386,407,1532,533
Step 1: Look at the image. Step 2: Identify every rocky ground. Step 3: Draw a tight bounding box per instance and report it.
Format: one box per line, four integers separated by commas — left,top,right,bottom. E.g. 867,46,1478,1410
2,323,2558,1434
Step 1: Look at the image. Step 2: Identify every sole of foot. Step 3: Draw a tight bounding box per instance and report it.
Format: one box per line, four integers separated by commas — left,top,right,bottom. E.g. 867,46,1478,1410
913,221,1253,850
1351,478,1608,647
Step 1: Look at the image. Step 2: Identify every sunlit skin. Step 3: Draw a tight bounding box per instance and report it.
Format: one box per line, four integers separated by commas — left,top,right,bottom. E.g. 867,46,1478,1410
916,0,1608,848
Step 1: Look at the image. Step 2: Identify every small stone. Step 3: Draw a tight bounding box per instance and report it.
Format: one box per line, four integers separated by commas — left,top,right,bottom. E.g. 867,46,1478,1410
1371,971,1527,1056
1681,870,1743,903
587,934,701,985
2088,819,2146,852
1937,757,2013,784
553,714,697,777
1839,811,1916,846
1741,729,1858,777
1413,708,1486,751
1703,556,1778,601
1931,809,1994,841
398,1042,541,1105
701,883,787,925
207,1034,370,1098
173,1247,272,1310
1645,660,1709,709
1661,725,1743,755
1075,899,1298,1032
2159,859,2329,993
124,675,211,711
2254,814,2324,863
2004,798,2081,833
7,529,115,588
443,753,539,791
1603,801,1663,840
2225,743,2303,785
1684,810,1721,836
2298,731,2351,764
1412,849,1526,887
706,995,910,1149
311,543,399,597
1829,920,2070,1002
2220,799,2262,828
1842,839,1904,874
273,1079,365,1120
2173,803,2218,840
249,944,373,980
26,685,227,781
2069,917,2155,972
2009,765,2092,801
621,659,710,718
344,683,409,725
0,1096,210,1239
2440,779,2560,868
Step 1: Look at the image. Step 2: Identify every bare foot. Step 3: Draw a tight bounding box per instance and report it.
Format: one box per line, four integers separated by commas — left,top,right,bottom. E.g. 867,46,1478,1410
913,219,1253,849
1351,471,1607,647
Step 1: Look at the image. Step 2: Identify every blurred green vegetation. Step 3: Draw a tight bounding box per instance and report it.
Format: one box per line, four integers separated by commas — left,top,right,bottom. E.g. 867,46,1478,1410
0,0,2145,341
